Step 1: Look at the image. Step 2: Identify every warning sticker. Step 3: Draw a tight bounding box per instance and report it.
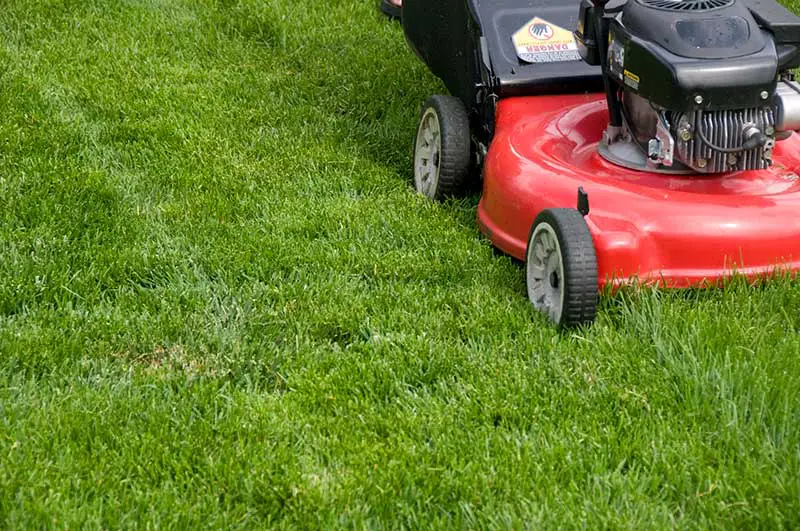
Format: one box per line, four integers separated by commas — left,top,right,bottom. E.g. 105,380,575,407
624,70,640,90
512,17,581,64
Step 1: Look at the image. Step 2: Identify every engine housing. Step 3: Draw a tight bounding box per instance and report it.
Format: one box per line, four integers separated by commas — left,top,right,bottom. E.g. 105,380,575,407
576,0,800,174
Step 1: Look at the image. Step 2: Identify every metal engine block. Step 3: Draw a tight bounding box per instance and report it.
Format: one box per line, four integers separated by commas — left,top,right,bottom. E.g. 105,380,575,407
671,108,776,173
599,85,800,175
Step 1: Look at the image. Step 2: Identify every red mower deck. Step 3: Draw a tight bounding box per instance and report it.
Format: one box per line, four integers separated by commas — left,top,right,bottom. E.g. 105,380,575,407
478,94,800,289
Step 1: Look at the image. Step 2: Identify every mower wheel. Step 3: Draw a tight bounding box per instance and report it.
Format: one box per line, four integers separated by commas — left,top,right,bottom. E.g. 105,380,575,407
525,209,598,328
413,95,471,201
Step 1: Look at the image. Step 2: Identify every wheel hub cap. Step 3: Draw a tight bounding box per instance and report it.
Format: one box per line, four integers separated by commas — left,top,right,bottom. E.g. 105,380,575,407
527,225,565,323
414,108,441,198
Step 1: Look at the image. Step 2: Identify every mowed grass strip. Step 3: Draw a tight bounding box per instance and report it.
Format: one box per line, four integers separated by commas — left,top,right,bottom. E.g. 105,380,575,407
1,0,800,528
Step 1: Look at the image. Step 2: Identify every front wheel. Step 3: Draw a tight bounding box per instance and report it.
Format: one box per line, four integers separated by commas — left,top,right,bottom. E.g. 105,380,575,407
526,209,599,328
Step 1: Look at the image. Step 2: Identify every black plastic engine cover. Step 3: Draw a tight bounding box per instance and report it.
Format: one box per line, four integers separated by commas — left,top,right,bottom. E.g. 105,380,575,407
623,0,767,59
608,0,780,111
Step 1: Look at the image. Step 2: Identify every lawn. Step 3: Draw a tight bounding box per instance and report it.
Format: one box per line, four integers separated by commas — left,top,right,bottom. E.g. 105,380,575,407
1,0,800,528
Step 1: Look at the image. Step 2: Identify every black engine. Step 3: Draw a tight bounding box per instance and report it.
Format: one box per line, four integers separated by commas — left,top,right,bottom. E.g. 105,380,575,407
575,0,800,174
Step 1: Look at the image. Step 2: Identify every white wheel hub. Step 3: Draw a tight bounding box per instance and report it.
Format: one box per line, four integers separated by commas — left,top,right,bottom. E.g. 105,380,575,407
527,223,566,324
414,107,441,198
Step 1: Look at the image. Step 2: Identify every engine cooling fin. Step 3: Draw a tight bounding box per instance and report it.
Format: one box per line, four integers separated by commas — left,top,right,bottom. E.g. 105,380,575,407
674,108,776,173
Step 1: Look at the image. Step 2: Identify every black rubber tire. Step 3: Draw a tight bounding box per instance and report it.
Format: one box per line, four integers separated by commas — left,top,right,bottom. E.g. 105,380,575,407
413,95,472,201
525,208,599,328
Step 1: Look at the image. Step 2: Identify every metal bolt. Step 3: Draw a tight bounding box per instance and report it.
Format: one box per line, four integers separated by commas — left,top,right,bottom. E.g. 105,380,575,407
761,91,770,100
697,158,708,169
727,154,738,165
648,139,661,162
766,126,775,136
680,129,693,142
694,95,704,105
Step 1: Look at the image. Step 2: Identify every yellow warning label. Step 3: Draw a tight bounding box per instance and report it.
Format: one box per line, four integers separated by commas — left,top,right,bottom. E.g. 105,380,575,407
512,17,581,64
624,70,640,83
624,70,640,89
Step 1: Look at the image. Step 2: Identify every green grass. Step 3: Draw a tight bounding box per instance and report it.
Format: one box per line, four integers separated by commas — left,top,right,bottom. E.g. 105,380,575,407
1,0,800,527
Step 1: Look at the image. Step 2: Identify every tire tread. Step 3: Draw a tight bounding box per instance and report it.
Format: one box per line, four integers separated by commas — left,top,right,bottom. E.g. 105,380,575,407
420,95,471,200
528,209,598,328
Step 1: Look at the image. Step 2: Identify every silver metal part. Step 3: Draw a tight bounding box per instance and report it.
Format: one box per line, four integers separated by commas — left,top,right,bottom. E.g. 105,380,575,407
643,115,675,167
674,107,775,173
654,114,675,167
598,92,690,174
678,119,693,142
648,139,661,161
603,124,625,145
600,90,778,174
598,132,692,175
776,80,800,132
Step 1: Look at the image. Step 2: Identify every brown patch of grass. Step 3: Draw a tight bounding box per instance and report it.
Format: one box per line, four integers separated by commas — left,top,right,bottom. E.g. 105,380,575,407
126,345,219,379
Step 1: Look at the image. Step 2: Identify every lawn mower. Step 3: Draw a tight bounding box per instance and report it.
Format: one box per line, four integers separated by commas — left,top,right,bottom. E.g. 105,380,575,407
402,0,800,328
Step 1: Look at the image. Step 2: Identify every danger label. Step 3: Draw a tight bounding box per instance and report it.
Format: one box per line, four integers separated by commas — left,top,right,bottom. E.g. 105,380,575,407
512,17,581,64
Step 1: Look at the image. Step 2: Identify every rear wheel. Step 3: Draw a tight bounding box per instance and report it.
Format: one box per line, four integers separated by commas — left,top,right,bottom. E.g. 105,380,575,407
413,95,471,200
526,209,599,328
